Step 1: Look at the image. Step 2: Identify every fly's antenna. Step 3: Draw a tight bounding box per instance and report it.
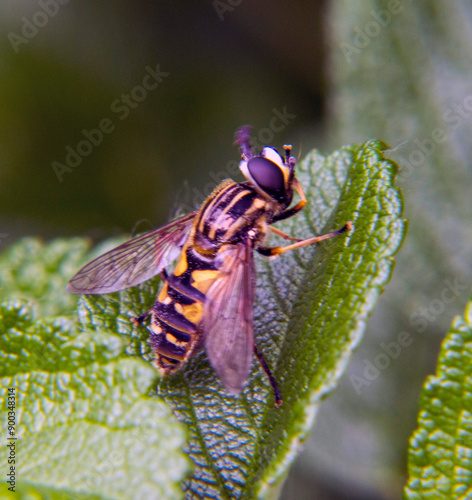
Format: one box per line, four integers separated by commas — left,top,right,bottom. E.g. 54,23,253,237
283,144,292,164
283,144,296,170
234,125,253,160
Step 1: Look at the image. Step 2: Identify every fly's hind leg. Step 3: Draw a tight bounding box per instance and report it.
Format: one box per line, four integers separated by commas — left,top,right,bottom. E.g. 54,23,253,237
254,343,282,407
131,310,151,326
131,270,168,326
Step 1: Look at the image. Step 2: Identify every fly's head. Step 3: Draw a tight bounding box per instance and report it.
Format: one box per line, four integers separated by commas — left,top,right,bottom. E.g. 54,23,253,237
234,126,297,210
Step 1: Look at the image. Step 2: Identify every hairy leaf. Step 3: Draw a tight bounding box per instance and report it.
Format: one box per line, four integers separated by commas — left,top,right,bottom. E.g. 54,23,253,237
0,300,189,500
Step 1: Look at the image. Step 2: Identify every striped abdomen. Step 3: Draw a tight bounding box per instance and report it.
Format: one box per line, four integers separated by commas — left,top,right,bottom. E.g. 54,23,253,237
149,247,219,373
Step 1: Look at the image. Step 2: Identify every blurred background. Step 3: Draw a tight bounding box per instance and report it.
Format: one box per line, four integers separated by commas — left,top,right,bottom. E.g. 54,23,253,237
1,1,472,499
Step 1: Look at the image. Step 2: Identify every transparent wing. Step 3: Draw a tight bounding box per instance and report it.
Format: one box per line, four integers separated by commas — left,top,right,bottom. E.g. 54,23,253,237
203,241,255,394
67,212,197,294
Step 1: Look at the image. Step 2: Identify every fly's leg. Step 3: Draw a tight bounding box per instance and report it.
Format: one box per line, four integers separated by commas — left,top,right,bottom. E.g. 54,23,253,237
258,221,352,257
131,270,168,326
272,178,307,223
131,311,151,326
254,343,282,407
269,226,303,242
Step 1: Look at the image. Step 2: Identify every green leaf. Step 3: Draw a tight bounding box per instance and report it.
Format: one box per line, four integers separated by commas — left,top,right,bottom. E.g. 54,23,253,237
0,237,124,318
0,300,190,500
404,295,472,499
81,140,406,498
0,238,86,318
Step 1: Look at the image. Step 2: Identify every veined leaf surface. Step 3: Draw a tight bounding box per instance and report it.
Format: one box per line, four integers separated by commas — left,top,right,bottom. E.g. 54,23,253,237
80,140,406,498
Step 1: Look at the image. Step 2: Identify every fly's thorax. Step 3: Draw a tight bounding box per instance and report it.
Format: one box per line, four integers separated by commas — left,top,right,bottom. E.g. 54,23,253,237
192,180,275,252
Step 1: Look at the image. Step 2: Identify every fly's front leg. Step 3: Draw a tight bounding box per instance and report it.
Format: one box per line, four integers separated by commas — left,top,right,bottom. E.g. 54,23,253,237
258,221,352,257
272,178,307,223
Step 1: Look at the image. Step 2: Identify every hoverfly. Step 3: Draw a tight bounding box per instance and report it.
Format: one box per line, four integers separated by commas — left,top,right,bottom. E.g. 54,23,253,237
67,126,351,406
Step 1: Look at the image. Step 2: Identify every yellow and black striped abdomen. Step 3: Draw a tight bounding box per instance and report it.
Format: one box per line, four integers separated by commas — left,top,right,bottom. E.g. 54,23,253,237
149,248,220,374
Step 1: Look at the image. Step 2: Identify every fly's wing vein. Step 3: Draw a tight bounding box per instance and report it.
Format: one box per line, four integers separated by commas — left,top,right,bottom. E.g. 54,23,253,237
67,212,197,294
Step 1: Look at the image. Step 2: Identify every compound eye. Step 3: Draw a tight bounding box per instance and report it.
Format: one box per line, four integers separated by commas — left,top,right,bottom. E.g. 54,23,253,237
247,156,286,201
